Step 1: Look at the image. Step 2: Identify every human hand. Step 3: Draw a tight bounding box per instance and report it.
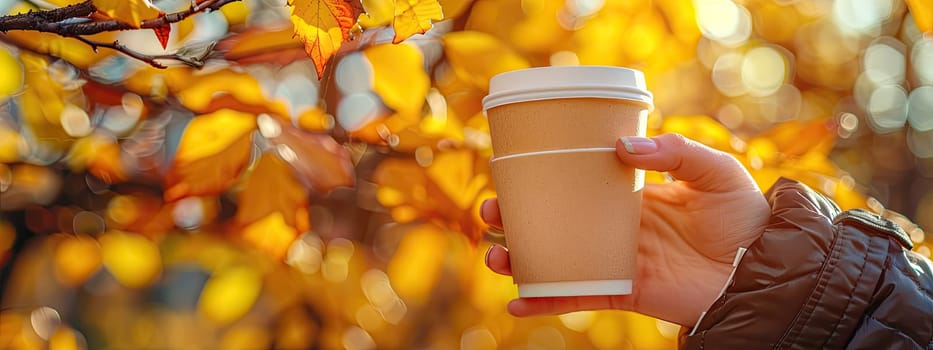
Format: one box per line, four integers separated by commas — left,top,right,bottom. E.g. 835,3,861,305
481,134,771,327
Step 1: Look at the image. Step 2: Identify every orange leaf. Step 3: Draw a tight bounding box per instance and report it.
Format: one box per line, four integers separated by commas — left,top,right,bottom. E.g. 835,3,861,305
754,119,835,157
165,110,256,201
106,193,175,238
236,152,309,257
236,151,309,230
87,141,128,184
217,25,307,66
241,212,300,259
288,0,364,77
392,0,443,43
259,115,355,192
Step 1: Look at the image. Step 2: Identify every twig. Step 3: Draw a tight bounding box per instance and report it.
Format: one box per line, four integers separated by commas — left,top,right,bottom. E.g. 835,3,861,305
74,37,168,68
74,37,212,69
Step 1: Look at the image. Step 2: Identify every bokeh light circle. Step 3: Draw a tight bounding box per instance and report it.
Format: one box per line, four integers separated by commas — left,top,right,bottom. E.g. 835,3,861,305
863,39,905,85
741,46,787,96
695,0,752,46
712,52,747,97
908,86,933,131
912,37,933,85
336,53,375,94
867,85,908,132
832,0,894,35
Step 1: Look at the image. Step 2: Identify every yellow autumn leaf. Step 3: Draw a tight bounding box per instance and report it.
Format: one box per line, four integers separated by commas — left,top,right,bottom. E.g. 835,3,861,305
288,0,364,77
174,69,288,116
3,31,116,69
174,110,256,164
660,115,737,153
198,266,262,324
359,0,393,27
0,48,22,100
99,231,162,288
387,224,448,303
92,0,162,27
442,31,531,91
220,0,250,26
241,212,300,259
17,53,77,153
653,0,701,44
37,0,83,6
365,43,429,115
907,0,933,33
425,149,487,210
437,0,472,19
392,0,443,43
165,110,255,201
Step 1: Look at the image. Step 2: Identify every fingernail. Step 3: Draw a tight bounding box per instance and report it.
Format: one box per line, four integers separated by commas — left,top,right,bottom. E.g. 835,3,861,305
619,137,658,154
484,246,494,266
480,199,491,212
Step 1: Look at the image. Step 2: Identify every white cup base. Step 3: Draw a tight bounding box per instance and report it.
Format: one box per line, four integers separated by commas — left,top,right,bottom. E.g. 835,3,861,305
517,279,632,298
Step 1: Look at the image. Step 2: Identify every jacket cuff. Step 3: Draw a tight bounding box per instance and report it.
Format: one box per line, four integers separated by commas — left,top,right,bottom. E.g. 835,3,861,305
678,178,905,348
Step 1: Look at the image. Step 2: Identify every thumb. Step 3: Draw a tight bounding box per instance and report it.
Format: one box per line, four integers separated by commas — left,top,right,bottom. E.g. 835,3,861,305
616,133,757,192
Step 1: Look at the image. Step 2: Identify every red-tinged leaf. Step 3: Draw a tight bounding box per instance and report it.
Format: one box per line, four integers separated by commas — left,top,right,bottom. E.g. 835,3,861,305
152,15,171,49
287,0,364,77
259,115,355,192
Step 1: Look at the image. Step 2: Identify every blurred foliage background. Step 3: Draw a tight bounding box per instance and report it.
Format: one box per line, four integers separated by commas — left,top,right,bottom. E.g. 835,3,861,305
0,0,931,349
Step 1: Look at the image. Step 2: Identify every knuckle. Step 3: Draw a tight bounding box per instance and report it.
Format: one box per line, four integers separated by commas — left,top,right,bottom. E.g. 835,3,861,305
658,133,689,148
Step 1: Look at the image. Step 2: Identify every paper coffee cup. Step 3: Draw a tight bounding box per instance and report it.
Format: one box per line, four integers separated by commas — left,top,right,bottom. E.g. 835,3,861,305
483,66,652,298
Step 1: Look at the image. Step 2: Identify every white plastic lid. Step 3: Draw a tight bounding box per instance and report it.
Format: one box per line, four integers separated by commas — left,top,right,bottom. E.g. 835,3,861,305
483,66,653,111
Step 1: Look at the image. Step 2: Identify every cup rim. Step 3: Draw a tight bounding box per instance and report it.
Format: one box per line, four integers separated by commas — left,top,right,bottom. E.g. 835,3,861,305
482,66,654,111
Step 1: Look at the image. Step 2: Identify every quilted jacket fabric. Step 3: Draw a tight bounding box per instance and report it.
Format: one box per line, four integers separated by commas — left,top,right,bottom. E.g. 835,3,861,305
679,178,933,349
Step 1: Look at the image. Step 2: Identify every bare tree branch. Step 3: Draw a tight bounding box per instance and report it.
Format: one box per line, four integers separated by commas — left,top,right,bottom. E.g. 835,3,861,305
0,0,240,68
1,0,242,35
0,2,96,31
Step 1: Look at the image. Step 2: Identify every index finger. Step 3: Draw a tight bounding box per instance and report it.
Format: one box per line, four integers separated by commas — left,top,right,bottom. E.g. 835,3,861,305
508,294,631,317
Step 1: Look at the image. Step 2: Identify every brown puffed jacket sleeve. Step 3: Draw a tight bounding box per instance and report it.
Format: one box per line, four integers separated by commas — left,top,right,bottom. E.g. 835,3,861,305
679,178,933,349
